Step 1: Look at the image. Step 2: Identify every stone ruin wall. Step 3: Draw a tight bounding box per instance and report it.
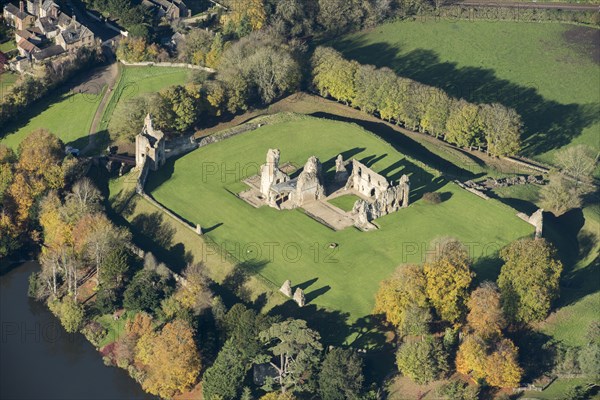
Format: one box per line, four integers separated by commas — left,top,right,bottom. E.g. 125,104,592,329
345,159,410,228
345,159,390,200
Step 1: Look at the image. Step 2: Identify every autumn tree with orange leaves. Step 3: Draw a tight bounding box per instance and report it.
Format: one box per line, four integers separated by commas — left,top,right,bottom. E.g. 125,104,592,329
135,319,201,398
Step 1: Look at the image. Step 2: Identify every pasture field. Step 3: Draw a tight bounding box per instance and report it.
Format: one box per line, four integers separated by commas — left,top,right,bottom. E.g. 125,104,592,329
99,66,193,132
146,114,533,320
333,21,600,167
0,88,103,150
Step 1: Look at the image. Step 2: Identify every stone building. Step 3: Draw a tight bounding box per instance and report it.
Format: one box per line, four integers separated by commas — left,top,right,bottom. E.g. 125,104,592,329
344,158,410,229
259,148,290,201
3,2,35,30
345,159,391,199
3,0,95,69
136,114,166,171
142,0,190,20
259,149,325,209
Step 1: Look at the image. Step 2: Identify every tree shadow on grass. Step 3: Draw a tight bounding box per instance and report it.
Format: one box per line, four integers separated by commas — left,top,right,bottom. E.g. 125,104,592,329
511,329,556,382
350,315,396,386
311,111,477,180
331,40,600,157
268,301,351,346
127,211,192,274
221,260,270,303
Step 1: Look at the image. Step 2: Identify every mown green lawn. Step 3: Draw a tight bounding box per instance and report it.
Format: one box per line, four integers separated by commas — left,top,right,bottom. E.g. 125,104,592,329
96,312,133,348
0,41,16,53
0,88,104,150
328,194,361,212
333,21,600,167
99,66,193,132
147,114,532,320
523,378,600,399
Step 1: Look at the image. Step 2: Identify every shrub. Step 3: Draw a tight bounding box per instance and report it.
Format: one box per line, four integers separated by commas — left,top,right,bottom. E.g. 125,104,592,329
423,192,442,204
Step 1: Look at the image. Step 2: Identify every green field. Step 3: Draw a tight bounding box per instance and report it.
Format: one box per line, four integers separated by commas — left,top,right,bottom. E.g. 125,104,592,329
0,88,104,150
328,194,361,212
99,66,193,132
333,21,600,166
147,114,533,320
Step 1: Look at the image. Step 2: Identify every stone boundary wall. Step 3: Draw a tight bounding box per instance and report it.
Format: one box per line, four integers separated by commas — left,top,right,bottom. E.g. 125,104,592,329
119,60,215,73
454,180,490,200
503,156,550,174
165,135,198,159
197,122,263,147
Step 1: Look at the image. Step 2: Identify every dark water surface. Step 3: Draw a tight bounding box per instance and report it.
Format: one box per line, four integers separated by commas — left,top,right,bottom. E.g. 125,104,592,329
1,261,151,400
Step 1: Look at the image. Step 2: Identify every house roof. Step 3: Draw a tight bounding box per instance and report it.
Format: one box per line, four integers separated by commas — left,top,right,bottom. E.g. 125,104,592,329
4,4,20,16
17,38,40,53
38,16,59,31
16,27,42,40
41,0,59,11
59,24,92,44
32,44,64,60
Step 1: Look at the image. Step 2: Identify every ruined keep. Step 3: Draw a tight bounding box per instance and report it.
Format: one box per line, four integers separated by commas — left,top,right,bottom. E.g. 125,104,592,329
243,150,412,231
259,149,325,209
136,114,166,171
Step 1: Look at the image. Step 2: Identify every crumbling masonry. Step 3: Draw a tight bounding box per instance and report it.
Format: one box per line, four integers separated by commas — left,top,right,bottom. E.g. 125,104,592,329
254,150,411,229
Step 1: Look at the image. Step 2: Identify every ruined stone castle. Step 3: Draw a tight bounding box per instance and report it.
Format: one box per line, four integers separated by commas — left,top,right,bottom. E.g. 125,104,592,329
251,149,411,230
135,114,166,171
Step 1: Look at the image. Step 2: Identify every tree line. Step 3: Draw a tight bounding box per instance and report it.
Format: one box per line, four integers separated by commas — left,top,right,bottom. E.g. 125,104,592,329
0,130,83,258
111,31,302,141
374,236,569,392
312,46,522,157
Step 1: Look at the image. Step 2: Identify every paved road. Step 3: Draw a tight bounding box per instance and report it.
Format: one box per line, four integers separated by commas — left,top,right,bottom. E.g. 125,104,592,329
452,1,600,11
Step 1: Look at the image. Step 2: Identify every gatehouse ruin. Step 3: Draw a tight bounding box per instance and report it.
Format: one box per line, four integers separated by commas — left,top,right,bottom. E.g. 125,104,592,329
240,149,411,231
136,114,166,171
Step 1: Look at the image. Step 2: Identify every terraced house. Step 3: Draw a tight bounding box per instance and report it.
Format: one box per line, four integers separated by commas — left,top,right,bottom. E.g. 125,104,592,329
2,0,95,70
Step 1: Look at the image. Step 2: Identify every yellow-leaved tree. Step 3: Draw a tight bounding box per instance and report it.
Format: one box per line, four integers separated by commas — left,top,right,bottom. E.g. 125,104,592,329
466,282,506,339
424,239,474,324
456,334,487,380
374,264,428,330
485,339,523,388
135,319,201,398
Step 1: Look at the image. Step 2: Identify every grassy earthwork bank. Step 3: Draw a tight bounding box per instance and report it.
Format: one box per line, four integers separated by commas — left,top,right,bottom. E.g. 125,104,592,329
332,20,600,167
99,65,194,132
144,114,533,324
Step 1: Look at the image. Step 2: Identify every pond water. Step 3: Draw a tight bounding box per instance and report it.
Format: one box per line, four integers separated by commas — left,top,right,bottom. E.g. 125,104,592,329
0,261,152,399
